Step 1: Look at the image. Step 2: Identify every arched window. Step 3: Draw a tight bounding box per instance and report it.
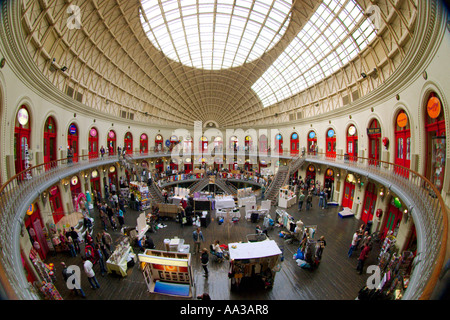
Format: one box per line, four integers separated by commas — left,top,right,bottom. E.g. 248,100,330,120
107,130,117,155
88,127,99,159
140,134,148,154
307,131,317,155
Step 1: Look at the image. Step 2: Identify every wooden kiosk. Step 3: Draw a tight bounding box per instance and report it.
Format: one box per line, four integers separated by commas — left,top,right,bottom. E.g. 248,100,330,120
228,240,282,290
138,249,194,298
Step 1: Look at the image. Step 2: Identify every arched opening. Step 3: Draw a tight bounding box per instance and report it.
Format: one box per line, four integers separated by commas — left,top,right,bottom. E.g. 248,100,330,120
14,105,31,174
325,128,336,158
346,125,358,161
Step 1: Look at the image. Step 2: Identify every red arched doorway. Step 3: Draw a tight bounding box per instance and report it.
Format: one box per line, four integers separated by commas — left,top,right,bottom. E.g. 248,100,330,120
155,159,164,172
361,182,377,224
305,164,316,188
49,185,64,224
290,132,299,155
342,174,356,209
424,93,446,192
346,125,358,161
200,136,208,153
184,158,193,174
14,106,31,174
140,134,148,154
381,198,403,239
307,131,317,155
88,127,99,159
394,110,411,177
259,135,268,153
25,203,49,260
124,132,133,155
107,130,116,155
169,135,178,151
43,116,57,168
155,134,163,152
275,134,283,154
90,170,101,196
67,123,79,162
367,119,381,165
326,128,336,158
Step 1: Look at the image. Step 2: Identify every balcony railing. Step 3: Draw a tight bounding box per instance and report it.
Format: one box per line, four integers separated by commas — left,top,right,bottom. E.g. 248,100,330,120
0,150,447,300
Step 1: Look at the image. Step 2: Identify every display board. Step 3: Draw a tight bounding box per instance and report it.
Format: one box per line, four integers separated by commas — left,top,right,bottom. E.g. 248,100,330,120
138,249,194,298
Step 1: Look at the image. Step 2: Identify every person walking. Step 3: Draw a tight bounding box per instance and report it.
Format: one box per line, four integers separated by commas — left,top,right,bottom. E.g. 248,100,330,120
306,192,313,210
102,230,113,252
82,256,100,289
318,189,325,209
193,227,204,254
200,248,209,277
95,244,108,276
61,262,86,298
69,227,81,254
298,192,305,211
348,230,360,258
356,244,372,275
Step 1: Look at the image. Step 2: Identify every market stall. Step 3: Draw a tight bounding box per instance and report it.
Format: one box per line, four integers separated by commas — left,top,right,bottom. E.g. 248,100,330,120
106,237,137,277
278,186,296,208
228,240,282,290
129,181,151,210
138,249,194,298
215,195,236,209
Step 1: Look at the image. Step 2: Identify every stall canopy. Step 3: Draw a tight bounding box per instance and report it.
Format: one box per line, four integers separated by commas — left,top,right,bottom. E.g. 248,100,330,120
228,240,281,260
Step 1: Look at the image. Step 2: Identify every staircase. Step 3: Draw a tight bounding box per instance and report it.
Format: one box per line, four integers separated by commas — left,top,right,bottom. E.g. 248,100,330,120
263,155,306,203
119,155,164,204
189,176,210,193
214,176,237,195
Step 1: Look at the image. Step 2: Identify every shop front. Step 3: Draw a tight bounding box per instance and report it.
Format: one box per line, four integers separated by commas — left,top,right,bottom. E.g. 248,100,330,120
346,125,358,161
140,133,148,154
361,182,377,224
67,123,79,162
367,119,381,166
424,93,446,193
307,130,317,154
43,116,57,168
88,127,99,159
305,164,316,188
155,134,164,152
14,105,31,174
342,174,356,209
325,128,336,158
394,110,411,178
24,203,49,260
107,130,117,155
290,132,299,155
49,185,64,224
124,132,133,154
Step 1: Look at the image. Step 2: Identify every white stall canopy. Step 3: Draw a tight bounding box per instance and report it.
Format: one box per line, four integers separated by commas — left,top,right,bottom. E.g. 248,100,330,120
228,240,281,260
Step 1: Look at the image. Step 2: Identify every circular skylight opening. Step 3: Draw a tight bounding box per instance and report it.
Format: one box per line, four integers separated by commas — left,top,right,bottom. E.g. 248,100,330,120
140,0,292,70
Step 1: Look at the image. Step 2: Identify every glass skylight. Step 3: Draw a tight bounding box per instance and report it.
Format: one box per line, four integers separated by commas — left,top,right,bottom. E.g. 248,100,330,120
140,0,292,70
252,0,377,108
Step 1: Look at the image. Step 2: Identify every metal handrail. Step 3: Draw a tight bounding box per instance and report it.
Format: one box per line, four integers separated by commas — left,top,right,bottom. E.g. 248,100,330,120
0,150,447,300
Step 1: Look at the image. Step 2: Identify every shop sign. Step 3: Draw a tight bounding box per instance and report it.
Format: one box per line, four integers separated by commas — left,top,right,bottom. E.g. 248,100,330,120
367,127,381,135
17,108,29,126
156,135,162,141
397,112,408,128
326,169,334,177
327,129,335,138
26,204,34,216
291,133,298,140
348,125,356,136
108,131,115,139
71,176,78,185
309,131,316,139
90,128,97,137
427,96,441,119
69,124,77,135
50,186,58,196
141,134,147,140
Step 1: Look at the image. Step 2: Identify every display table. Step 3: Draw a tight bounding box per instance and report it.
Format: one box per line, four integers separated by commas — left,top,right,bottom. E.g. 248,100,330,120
278,195,297,208
106,243,136,277
165,238,190,253
238,195,256,207
215,196,235,209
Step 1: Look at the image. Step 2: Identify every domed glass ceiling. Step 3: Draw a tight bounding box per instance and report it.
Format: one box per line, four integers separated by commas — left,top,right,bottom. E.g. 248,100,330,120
252,0,377,107
140,0,292,70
